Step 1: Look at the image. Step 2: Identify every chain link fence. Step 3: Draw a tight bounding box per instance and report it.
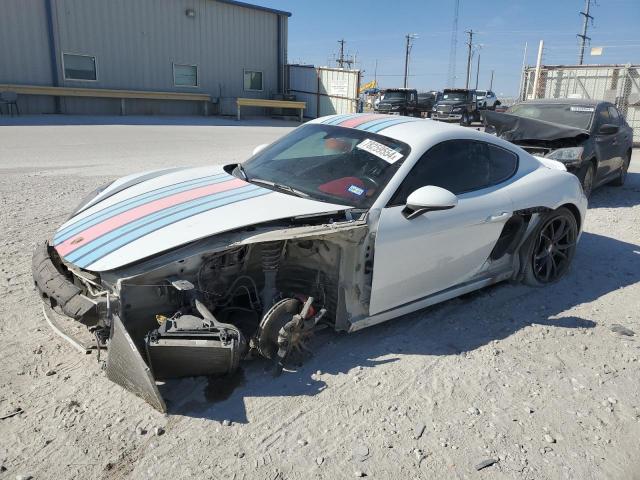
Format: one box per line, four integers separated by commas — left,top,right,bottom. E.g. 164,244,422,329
521,64,640,145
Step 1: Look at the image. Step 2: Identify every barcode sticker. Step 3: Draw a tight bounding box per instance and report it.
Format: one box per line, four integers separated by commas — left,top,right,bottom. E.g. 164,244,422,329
356,139,404,163
570,106,595,112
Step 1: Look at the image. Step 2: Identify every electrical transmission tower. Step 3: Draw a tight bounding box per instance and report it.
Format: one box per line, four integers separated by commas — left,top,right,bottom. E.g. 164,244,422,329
577,0,594,65
447,0,460,86
336,39,354,69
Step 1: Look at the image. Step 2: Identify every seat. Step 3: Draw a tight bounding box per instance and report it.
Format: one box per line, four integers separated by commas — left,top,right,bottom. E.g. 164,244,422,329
0,91,19,116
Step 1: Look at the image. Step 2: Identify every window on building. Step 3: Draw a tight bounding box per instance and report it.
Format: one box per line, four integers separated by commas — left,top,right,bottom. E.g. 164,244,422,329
389,140,518,205
173,64,198,87
244,70,263,91
63,53,97,81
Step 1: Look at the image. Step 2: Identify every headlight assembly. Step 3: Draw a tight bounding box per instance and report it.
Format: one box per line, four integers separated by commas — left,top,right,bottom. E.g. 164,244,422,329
546,147,584,165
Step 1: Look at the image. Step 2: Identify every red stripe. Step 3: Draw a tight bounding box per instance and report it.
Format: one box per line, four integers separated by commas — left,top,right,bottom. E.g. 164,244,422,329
338,114,382,128
56,178,246,257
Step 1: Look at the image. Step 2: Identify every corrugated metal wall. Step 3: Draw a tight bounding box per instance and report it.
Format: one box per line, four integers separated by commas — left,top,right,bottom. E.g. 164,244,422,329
522,64,640,144
288,65,360,118
0,0,287,116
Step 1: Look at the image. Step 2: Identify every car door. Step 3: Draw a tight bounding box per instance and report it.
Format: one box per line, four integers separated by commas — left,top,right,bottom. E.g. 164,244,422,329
369,140,517,316
592,106,618,182
607,106,627,171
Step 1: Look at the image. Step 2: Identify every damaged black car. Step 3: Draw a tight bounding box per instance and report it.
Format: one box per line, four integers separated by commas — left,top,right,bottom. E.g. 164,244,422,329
483,99,633,197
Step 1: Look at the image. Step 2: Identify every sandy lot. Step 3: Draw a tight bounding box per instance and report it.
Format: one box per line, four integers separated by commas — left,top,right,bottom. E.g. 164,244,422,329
0,116,639,480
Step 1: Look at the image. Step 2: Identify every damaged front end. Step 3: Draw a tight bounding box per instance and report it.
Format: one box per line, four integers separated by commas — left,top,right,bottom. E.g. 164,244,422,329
36,212,371,411
482,111,591,168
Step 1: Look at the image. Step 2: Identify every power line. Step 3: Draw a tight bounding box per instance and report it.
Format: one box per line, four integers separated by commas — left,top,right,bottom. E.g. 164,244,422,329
577,0,594,64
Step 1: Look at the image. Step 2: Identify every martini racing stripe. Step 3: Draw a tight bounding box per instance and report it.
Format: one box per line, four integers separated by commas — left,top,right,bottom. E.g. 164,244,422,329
68,186,270,268
55,177,247,257
54,172,230,245
321,114,357,125
362,116,419,132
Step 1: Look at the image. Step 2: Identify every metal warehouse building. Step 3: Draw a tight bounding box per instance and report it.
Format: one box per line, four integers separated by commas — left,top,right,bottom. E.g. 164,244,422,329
0,0,290,116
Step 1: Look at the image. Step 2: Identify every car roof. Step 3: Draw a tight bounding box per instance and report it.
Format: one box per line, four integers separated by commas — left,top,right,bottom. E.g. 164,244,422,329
308,113,518,154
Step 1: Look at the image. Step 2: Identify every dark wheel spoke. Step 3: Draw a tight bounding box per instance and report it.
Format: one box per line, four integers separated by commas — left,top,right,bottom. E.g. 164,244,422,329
554,249,568,261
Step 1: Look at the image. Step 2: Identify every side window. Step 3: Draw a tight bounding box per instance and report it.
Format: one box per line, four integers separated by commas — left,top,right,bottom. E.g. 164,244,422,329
389,141,485,205
608,106,620,125
487,144,518,184
596,107,610,127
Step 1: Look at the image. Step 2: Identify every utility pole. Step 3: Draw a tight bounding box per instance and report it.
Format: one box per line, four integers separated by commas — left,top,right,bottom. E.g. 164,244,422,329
447,0,460,86
374,59,378,85
403,34,417,88
475,50,481,90
489,69,494,90
532,40,544,99
465,30,474,89
577,0,593,65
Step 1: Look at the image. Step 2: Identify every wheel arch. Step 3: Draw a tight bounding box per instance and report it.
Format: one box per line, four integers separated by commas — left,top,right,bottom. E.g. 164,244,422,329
559,202,582,232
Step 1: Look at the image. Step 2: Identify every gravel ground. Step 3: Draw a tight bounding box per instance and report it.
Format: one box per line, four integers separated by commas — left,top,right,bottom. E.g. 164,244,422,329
0,116,639,480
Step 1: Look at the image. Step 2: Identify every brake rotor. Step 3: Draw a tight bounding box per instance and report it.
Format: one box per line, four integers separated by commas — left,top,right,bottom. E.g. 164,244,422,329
255,298,301,359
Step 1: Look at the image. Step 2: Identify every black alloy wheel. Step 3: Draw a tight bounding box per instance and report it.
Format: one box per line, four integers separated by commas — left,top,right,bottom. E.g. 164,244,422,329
531,212,577,284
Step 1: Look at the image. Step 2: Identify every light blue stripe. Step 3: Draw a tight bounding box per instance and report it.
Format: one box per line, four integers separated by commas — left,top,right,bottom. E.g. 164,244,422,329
68,186,268,267
323,114,356,125
352,117,406,131
54,173,230,245
364,117,419,132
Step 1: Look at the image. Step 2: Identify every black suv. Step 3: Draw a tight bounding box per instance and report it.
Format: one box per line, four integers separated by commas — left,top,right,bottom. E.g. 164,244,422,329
432,88,479,125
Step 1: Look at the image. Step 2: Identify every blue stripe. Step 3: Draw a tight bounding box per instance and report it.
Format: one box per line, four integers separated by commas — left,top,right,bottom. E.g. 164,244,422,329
54,173,230,245
351,117,405,131
363,117,420,132
69,186,269,268
323,114,357,125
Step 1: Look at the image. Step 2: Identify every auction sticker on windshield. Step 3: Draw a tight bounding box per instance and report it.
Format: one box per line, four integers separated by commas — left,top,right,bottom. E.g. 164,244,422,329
356,139,403,163
570,106,595,112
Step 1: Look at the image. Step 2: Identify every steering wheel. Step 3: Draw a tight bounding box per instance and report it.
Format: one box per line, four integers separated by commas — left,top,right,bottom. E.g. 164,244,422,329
360,175,380,190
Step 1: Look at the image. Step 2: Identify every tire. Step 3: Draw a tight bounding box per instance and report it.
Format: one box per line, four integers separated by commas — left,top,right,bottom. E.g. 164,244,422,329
460,112,470,126
611,150,631,186
521,207,578,287
578,161,595,198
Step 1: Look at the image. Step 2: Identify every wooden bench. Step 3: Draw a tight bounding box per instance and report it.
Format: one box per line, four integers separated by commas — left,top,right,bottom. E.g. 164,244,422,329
236,97,306,122
0,84,212,115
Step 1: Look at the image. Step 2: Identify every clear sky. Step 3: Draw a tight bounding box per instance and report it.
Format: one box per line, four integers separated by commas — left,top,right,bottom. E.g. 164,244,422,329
258,0,640,97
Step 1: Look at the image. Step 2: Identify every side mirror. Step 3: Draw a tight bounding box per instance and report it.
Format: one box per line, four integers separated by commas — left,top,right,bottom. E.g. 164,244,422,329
252,143,269,156
402,185,458,220
598,123,619,135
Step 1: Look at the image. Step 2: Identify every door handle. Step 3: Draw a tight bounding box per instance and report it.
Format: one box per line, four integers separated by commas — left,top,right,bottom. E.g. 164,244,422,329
485,212,510,223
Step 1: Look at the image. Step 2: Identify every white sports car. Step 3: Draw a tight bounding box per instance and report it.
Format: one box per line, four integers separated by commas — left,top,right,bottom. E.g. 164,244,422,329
33,113,587,411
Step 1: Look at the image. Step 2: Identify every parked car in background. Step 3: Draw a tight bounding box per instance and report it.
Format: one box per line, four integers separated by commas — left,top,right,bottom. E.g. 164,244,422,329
432,88,479,126
375,88,432,117
476,90,500,110
483,99,633,197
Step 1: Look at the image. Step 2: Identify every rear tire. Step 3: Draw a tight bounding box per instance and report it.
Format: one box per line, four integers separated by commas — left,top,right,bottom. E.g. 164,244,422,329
611,150,631,186
460,112,470,126
521,207,578,287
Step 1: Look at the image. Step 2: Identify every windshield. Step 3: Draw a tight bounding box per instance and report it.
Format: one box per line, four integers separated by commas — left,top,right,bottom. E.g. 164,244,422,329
382,91,407,101
442,92,468,102
240,124,410,208
508,103,594,130
476,90,486,97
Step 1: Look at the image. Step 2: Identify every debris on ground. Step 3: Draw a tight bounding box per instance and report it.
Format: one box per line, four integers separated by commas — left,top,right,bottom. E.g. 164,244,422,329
474,458,499,471
610,324,635,336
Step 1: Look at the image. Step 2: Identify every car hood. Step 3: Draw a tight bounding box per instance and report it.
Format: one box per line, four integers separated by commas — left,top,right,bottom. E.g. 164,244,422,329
52,166,351,272
482,111,590,144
